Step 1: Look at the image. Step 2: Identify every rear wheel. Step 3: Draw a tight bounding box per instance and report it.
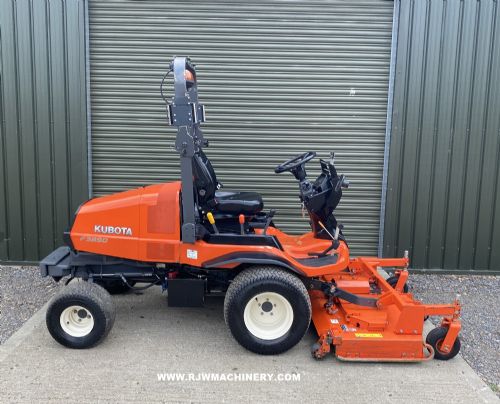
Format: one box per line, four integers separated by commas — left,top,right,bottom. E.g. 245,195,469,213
426,326,461,360
46,281,115,349
224,266,311,355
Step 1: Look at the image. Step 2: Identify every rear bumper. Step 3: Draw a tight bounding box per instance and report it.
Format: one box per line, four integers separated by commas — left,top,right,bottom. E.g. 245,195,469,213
40,246,72,278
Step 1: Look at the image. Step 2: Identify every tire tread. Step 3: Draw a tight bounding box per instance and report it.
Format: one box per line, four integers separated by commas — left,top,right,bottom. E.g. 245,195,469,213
46,281,115,348
224,266,311,355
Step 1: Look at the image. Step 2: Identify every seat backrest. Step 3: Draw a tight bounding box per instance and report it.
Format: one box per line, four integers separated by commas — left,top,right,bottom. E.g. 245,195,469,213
192,150,218,205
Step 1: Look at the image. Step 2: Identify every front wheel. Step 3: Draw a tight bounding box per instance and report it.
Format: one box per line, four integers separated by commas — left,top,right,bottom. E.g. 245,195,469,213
224,266,311,355
426,326,461,360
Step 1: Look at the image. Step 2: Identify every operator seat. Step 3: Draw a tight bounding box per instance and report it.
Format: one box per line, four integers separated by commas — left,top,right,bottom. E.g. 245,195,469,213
192,150,263,215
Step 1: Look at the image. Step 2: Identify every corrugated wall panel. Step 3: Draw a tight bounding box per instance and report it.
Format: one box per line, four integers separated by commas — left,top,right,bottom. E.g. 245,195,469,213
89,0,394,255
0,0,88,263
384,0,500,272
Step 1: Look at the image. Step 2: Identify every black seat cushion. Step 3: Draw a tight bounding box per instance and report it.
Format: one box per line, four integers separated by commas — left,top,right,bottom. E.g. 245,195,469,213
213,191,263,215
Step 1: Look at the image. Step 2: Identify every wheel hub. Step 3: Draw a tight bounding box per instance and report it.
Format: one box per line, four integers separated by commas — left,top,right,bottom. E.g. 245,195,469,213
60,305,94,337
243,292,294,340
261,301,273,312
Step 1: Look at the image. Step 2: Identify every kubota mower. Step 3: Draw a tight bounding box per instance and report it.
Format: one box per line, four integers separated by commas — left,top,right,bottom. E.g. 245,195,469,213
40,57,461,361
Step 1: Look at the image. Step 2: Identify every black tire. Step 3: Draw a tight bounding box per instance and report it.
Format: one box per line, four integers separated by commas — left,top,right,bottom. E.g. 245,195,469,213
94,278,136,294
224,266,311,355
386,275,409,293
46,281,116,349
426,326,461,360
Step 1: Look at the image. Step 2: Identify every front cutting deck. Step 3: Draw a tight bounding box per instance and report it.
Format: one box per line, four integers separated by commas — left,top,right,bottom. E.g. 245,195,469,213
310,257,462,361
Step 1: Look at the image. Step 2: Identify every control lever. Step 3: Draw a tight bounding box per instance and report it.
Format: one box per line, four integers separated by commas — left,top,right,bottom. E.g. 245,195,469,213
335,174,349,192
207,212,219,234
263,209,276,235
239,214,245,235
308,221,343,257
333,224,340,240
318,220,336,240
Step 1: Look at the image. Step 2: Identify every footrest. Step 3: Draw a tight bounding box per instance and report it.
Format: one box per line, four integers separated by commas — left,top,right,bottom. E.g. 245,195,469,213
295,253,338,268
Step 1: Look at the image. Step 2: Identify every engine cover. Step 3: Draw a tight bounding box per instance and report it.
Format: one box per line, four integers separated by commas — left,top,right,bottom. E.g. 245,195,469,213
70,181,182,262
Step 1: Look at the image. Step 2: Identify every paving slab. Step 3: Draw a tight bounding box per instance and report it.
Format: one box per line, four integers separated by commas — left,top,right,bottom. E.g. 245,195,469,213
0,287,497,404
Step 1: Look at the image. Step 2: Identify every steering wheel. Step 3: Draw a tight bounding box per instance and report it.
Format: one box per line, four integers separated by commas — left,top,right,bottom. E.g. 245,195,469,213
275,151,316,174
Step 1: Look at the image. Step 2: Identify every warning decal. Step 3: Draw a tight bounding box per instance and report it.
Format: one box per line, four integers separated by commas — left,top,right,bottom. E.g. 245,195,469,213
354,333,383,338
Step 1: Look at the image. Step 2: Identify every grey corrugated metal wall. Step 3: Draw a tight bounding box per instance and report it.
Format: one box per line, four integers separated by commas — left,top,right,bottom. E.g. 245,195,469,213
0,0,88,263
384,0,500,272
89,0,394,256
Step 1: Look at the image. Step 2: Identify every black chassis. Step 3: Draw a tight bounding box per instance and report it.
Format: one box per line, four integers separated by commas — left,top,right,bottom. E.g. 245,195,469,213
40,245,314,307
41,247,371,309
40,246,235,295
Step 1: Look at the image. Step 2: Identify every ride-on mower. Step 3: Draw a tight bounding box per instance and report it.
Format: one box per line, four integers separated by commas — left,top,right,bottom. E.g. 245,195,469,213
40,57,461,361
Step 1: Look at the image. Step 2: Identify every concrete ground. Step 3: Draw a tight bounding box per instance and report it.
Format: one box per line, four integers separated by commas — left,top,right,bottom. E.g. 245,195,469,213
0,287,498,404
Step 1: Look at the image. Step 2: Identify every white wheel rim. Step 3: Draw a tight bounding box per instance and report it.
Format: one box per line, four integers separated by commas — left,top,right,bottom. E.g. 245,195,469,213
243,292,294,340
60,305,94,337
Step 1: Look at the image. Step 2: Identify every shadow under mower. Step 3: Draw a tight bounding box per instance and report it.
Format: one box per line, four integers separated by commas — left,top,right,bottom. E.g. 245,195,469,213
41,57,461,361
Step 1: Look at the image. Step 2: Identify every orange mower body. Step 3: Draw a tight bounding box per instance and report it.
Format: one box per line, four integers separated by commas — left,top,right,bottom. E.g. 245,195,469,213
66,181,462,362
40,56,462,361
